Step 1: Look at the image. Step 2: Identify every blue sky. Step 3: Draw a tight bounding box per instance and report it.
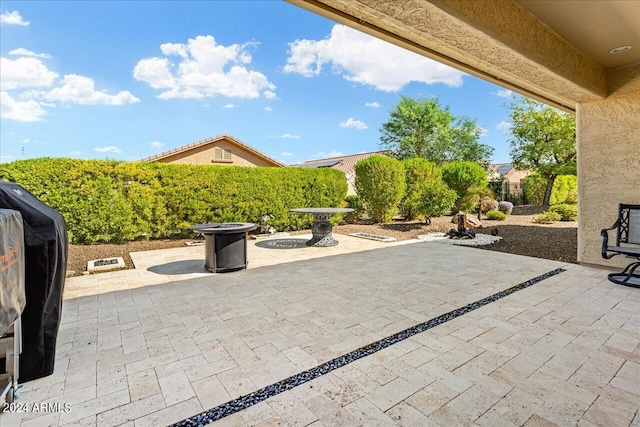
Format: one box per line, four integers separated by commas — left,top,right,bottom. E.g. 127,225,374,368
1,1,515,166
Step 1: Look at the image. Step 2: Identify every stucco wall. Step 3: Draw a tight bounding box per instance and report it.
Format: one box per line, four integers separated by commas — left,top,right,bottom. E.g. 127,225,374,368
158,139,277,167
577,65,640,267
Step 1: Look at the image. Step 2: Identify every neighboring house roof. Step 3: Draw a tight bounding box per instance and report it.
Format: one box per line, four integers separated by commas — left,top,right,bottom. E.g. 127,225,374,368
490,163,531,181
494,163,514,176
292,151,388,176
140,134,286,167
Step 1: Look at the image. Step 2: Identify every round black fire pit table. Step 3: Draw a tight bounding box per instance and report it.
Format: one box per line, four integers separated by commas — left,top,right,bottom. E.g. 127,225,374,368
290,208,354,247
189,222,257,273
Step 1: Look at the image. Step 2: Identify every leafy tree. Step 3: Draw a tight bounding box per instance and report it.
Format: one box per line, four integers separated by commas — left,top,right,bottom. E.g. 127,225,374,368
441,161,488,212
354,155,405,223
380,96,494,168
508,97,576,206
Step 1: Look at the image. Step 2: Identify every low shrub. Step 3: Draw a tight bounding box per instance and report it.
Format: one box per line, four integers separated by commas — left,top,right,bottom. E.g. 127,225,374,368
343,195,365,224
486,210,507,221
532,211,562,224
550,203,578,221
497,201,514,215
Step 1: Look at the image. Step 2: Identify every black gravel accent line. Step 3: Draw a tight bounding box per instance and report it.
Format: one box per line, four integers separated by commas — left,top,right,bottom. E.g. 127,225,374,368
172,268,565,426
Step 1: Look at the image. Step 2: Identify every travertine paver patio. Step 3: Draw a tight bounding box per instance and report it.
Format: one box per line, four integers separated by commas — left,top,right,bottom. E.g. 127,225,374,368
2,235,639,427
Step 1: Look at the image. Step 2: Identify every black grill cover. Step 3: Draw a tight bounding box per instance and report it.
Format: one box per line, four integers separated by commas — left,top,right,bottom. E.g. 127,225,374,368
0,181,68,381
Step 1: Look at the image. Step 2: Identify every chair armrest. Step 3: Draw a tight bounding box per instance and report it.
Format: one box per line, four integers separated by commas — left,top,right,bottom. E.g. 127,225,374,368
601,219,620,259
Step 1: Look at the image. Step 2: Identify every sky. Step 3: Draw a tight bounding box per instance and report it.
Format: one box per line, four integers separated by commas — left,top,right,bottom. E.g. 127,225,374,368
0,1,516,166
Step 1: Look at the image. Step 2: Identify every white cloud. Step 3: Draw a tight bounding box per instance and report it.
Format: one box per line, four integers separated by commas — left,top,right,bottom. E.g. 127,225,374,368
21,138,30,143
496,121,512,133
493,89,513,98
281,151,293,156
223,103,238,109
1,10,29,26
339,117,368,130
264,106,272,112
478,126,489,137
36,74,140,105
133,35,276,100
94,146,122,153
285,24,464,91
310,150,344,160
1,57,58,90
9,48,51,59
132,58,176,89
365,101,380,108
150,141,164,148
69,150,81,156
281,134,300,139
0,91,47,121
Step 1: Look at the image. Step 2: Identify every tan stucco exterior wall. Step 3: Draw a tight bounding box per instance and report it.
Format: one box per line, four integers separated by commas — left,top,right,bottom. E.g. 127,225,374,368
577,65,640,268
157,140,278,167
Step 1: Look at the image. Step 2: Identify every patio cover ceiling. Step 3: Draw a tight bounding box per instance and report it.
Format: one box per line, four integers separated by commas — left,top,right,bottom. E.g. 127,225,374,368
287,0,640,113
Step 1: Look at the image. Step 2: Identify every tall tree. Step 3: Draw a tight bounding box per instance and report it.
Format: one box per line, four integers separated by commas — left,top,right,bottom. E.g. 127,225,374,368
508,97,576,205
379,96,494,168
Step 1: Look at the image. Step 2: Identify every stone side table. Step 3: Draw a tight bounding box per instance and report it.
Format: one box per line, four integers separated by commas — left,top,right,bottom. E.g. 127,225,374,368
290,208,354,247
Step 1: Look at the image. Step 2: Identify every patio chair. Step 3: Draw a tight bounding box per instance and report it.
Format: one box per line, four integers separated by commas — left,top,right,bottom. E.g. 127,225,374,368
601,203,640,287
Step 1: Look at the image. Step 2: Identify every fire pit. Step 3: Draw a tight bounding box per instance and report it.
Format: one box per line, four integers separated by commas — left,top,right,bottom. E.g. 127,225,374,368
189,222,257,273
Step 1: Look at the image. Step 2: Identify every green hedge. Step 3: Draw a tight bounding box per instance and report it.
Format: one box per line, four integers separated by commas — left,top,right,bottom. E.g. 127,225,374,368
0,158,347,244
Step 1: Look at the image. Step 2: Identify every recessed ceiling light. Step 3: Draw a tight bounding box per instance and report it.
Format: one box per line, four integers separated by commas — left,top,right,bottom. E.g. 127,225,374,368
610,45,631,54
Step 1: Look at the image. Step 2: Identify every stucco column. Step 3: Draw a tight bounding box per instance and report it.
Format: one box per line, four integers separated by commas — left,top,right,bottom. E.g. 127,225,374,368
577,65,640,268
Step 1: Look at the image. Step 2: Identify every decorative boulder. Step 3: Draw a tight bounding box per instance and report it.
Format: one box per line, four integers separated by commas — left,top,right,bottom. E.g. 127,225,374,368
451,212,483,229
479,196,498,213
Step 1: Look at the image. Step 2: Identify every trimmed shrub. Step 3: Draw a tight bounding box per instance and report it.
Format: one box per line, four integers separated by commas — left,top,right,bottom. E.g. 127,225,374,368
0,158,347,243
550,175,577,205
498,201,514,215
400,158,441,220
354,155,405,223
486,210,507,221
523,173,546,205
550,203,578,221
418,181,457,223
565,188,578,204
343,195,365,224
532,211,562,224
441,162,489,213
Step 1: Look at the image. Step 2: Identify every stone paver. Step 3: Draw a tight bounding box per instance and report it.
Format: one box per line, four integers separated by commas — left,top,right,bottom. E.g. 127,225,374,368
3,236,640,427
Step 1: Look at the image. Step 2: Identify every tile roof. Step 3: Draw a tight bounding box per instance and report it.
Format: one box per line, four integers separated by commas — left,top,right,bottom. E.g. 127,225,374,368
139,134,286,167
292,151,389,175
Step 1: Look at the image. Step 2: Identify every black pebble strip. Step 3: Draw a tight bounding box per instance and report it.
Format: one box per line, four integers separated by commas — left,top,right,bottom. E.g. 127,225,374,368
172,267,565,426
